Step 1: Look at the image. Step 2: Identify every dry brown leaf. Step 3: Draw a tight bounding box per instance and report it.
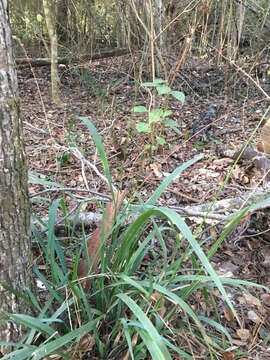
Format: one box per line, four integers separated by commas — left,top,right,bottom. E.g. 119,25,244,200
224,308,234,324
243,293,261,307
261,293,270,306
247,310,260,322
231,338,248,346
236,328,250,342
150,163,163,178
209,227,217,240
222,351,235,360
77,190,126,291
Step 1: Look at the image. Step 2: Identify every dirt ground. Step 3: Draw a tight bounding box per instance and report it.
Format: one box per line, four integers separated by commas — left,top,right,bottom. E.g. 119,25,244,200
18,55,270,359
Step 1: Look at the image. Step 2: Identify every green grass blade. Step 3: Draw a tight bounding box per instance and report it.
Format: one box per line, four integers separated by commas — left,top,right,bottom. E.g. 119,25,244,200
146,156,202,206
137,328,169,360
0,345,37,360
33,264,63,303
7,314,56,336
118,293,172,360
121,318,135,360
79,117,114,196
32,317,101,360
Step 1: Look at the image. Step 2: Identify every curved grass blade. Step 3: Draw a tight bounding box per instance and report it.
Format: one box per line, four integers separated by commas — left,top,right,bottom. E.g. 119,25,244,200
118,293,172,360
79,117,114,197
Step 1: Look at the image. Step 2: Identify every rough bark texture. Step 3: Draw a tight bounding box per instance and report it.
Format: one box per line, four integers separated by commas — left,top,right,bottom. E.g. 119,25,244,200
0,0,34,347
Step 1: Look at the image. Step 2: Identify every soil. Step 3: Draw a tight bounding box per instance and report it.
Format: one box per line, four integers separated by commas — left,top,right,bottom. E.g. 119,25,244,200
18,55,270,359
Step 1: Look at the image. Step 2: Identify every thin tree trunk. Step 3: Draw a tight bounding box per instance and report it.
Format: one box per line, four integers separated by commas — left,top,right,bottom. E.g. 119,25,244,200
0,0,34,352
43,0,60,104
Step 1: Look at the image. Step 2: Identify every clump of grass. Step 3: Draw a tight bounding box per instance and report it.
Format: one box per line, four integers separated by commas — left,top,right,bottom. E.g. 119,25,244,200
0,119,269,360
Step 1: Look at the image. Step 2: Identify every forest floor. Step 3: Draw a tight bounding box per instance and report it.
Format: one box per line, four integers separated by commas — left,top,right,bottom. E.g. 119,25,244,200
18,55,270,359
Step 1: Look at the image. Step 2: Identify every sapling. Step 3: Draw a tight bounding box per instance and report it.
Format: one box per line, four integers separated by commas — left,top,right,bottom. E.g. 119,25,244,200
132,78,185,152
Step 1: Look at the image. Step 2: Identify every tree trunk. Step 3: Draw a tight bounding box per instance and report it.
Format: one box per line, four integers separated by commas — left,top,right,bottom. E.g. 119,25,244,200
43,0,60,104
0,0,34,350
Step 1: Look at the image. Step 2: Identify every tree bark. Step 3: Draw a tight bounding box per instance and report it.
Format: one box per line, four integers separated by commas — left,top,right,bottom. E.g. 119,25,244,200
43,0,60,104
0,0,34,350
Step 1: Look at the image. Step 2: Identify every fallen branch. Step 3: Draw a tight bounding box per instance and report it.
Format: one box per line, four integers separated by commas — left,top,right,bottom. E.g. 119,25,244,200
16,48,130,67
32,187,270,231
217,145,270,179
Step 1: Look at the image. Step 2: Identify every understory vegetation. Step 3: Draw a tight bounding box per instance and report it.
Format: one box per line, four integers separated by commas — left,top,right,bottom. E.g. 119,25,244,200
1,0,270,359
1,120,269,360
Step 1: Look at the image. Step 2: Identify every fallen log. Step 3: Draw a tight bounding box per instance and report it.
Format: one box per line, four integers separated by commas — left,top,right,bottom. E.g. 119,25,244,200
15,48,130,67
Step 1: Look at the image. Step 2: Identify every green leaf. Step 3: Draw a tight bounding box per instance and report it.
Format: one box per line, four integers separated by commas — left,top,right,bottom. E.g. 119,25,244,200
154,78,165,84
163,119,179,128
142,82,156,87
136,122,150,133
132,105,147,113
149,109,163,124
79,117,113,196
171,91,185,104
162,110,172,117
118,293,172,360
156,85,171,95
0,345,37,360
147,156,202,205
28,172,62,188
142,78,165,87
7,314,55,336
156,136,166,145
31,318,101,360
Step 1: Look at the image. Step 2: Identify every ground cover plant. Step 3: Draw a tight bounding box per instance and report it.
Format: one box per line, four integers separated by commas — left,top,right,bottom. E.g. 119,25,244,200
1,118,270,360
2,1,270,358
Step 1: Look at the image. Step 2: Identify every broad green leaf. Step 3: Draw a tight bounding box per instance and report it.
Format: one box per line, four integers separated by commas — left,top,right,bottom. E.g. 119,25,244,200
142,82,156,87
153,78,165,84
163,119,179,128
156,136,166,145
28,172,61,188
137,328,169,360
171,90,185,104
156,85,171,95
121,318,135,360
136,122,150,133
162,110,172,117
119,274,150,297
142,78,165,87
149,109,163,124
132,105,147,113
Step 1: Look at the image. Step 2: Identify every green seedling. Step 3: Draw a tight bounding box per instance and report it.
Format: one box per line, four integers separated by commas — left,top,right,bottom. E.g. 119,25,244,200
132,78,185,152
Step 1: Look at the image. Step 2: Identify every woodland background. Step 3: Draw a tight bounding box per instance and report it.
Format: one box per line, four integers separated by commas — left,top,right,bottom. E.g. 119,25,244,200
1,0,270,359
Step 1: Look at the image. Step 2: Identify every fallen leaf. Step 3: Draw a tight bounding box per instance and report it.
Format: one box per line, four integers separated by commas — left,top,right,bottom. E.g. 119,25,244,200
261,293,270,306
224,308,234,324
150,163,163,178
247,310,260,322
243,293,261,307
236,328,250,342
222,351,235,359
